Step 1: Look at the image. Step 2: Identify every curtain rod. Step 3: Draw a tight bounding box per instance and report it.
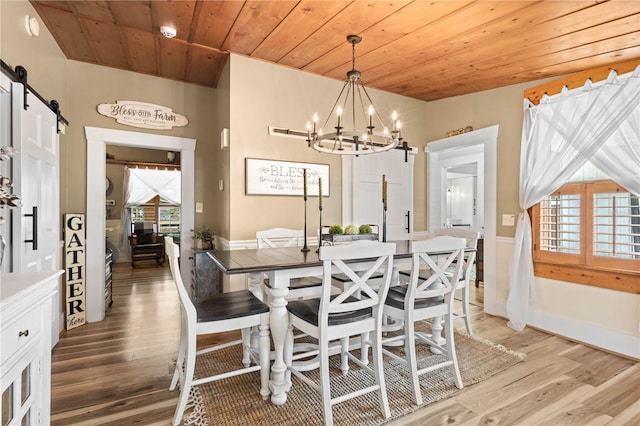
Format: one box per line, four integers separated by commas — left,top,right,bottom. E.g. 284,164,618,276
1,59,69,128
524,59,640,105
106,159,181,170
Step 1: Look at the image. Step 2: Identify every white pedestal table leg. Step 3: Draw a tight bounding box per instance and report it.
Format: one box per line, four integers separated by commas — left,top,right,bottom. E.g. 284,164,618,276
267,272,290,405
247,272,264,351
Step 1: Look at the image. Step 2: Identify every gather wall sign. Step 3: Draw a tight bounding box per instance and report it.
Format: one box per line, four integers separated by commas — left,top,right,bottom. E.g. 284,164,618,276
97,100,188,130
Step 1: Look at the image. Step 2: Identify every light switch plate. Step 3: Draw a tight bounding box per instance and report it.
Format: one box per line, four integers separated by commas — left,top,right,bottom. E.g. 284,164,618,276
502,214,515,226
218,180,224,191
195,202,203,213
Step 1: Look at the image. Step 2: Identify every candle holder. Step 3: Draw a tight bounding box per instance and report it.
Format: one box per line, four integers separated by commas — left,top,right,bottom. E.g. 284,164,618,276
316,176,323,253
317,205,323,253
301,199,310,252
301,169,309,253
382,205,387,242
382,175,388,242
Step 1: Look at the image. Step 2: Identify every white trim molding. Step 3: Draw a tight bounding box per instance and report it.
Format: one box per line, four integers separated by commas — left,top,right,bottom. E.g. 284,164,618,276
426,125,499,316
495,236,639,360
84,126,196,322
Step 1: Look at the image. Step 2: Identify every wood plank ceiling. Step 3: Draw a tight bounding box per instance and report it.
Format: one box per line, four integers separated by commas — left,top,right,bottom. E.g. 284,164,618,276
30,1,640,102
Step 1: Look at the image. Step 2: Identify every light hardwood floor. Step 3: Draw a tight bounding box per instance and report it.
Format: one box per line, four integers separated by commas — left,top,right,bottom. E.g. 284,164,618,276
51,262,639,425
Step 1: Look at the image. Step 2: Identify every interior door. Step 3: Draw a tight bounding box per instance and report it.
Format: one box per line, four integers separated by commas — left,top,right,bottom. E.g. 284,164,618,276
344,148,414,241
11,82,60,273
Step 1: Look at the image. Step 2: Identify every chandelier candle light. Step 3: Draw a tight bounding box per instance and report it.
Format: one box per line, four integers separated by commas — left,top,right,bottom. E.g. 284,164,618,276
306,35,402,155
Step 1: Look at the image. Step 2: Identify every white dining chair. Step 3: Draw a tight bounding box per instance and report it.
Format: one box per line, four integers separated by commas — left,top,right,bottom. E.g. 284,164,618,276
398,228,479,335
285,240,396,425
164,237,271,426
383,236,466,405
434,227,480,334
256,228,324,299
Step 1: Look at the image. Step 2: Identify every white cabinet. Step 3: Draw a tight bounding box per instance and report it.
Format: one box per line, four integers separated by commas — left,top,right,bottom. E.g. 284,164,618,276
1,270,62,425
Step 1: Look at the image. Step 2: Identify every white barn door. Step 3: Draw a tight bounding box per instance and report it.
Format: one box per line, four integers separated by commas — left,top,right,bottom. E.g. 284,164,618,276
10,82,61,347
343,148,414,241
11,82,60,273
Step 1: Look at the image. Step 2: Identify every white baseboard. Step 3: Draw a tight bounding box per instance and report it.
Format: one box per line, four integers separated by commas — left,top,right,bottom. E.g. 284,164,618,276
495,300,639,360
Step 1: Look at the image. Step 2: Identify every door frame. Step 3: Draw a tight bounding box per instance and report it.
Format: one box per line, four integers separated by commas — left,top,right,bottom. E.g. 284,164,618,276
85,126,196,322
426,125,498,314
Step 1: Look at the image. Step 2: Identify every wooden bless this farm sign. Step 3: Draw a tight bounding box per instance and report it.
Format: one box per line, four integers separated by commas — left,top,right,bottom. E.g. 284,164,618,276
97,100,188,130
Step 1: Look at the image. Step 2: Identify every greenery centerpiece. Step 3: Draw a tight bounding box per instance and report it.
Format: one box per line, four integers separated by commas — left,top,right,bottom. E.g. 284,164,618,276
322,223,378,243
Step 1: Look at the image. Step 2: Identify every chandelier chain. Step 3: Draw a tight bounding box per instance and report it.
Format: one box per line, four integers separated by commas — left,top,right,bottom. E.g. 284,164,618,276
352,38,356,72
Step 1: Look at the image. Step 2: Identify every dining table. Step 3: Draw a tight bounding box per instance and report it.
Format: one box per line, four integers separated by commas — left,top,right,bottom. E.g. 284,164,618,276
207,239,470,406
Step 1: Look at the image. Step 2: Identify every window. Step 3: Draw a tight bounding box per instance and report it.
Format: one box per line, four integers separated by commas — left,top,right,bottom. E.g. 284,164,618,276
158,206,180,235
532,179,640,293
130,195,181,238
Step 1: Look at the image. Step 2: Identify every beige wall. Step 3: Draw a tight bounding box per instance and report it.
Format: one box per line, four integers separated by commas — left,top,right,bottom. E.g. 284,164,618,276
420,79,639,354
1,0,67,197
424,83,534,238
3,0,636,356
0,0,66,109
62,60,220,231
0,0,535,242
227,54,430,241
213,59,231,240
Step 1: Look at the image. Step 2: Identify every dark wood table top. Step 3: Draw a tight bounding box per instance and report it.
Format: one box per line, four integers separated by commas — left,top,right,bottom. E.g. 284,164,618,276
206,241,410,275
207,240,473,275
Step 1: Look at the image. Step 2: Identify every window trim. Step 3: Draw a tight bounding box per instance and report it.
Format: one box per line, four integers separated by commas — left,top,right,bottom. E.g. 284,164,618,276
532,180,640,294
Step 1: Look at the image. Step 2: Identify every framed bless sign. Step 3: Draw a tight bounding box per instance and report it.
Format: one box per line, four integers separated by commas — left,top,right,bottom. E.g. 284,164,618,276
245,158,329,196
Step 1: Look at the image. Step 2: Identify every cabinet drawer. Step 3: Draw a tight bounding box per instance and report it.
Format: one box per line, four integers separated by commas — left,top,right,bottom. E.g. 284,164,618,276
1,306,42,361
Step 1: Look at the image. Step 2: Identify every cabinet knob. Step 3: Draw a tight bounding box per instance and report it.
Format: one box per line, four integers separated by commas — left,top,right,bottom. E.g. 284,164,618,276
19,329,29,337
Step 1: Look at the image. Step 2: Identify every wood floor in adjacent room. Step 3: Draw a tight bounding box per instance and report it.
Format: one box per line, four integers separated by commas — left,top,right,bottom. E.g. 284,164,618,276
51,263,639,426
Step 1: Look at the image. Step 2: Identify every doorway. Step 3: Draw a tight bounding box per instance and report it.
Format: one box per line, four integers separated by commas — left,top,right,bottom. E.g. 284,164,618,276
84,126,196,323
106,145,182,263
426,125,498,315
446,160,483,233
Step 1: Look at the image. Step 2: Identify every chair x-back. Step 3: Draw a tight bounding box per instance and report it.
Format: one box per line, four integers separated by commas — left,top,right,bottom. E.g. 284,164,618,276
286,240,396,425
256,228,323,300
434,227,480,334
383,236,466,405
398,228,479,335
164,237,271,426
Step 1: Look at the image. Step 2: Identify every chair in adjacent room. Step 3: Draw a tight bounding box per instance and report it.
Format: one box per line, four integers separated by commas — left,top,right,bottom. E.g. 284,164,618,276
129,221,165,267
286,240,396,425
164,237,271,426
434,227,480,335
382,236,466,405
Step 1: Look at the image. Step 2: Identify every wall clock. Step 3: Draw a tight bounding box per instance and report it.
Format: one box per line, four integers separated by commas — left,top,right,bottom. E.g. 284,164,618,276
105,177,113,195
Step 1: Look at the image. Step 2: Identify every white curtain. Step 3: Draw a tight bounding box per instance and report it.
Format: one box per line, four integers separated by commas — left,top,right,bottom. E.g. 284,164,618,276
120,167,181,253
507,67,640,331
124,167,181,207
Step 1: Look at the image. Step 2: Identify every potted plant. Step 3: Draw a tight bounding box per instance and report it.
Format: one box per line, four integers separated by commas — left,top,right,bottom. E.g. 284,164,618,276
191,226,214,250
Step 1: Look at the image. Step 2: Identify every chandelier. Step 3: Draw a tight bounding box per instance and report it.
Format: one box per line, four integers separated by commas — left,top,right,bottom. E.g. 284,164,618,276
306,35,402,155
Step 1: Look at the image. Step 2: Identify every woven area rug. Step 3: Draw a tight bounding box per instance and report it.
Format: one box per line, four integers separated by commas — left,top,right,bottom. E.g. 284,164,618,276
182,330,525,425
